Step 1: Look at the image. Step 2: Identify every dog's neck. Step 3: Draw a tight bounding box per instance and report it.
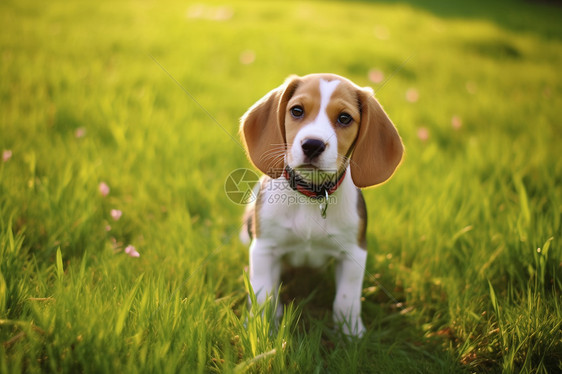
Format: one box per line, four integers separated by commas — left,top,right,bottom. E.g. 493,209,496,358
282,165,347,198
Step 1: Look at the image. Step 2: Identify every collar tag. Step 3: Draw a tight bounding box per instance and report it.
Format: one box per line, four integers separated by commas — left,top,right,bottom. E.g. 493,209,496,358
319,189,329,219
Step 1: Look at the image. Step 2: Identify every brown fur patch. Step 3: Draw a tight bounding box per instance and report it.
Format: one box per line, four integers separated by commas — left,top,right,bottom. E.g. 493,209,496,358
240,77,300,178
250,177,271,239
350,89,404,187
242,203,254,241
327,84,360,164
356,189,368,249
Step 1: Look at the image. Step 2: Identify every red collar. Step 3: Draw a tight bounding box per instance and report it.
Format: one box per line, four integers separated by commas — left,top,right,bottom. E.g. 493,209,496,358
283,166,347,198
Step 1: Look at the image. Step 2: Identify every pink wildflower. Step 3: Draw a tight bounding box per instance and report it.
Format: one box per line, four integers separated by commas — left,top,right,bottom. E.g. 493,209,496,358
99,182,110,197
74,127,86,138
451,115,462,130
125,245,140,258
2,150,12,162
239,50,255,65
374,25,390,40
110,209,122,221
368,69,385,84
406,88,419,103
417,127,429,142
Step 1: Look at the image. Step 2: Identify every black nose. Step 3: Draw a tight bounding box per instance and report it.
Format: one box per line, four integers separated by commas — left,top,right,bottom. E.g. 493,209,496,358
301,138,326,159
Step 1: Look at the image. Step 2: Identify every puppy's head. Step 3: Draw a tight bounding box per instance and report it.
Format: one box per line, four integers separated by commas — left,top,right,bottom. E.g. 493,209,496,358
240,73,403,188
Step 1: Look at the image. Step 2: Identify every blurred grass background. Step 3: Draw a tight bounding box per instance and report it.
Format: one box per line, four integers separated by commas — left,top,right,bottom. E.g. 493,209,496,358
1,0,561,372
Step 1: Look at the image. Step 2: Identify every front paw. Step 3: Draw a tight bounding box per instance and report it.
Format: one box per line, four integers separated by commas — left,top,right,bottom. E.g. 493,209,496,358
334,314,366,338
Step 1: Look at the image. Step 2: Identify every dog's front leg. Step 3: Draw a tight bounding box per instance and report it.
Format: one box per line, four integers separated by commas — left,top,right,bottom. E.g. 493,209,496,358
333,246,367,337
249,239,282,317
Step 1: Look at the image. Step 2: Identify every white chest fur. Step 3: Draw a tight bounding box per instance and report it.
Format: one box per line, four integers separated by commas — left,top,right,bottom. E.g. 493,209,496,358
256,172,361,267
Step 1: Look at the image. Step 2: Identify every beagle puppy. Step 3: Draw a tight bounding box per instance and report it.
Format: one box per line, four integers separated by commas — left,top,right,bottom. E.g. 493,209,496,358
240,73,403,337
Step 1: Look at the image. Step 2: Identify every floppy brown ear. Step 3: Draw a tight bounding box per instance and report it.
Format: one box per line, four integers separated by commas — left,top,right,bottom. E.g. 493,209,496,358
350,89,404,188
240,76,300,178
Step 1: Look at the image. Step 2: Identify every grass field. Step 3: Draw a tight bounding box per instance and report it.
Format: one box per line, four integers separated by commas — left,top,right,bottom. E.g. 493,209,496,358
1,0,562,372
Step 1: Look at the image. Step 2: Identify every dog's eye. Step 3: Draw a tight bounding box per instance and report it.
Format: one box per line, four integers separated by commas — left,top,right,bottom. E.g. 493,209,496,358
290,106,304,119
337,113,353,126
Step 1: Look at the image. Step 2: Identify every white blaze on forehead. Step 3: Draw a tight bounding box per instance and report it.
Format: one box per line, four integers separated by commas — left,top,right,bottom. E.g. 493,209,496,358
289,78,342,170
319,79,341,117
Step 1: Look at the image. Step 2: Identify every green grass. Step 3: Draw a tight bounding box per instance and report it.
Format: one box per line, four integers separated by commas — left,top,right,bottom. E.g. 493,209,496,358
1,0,561,372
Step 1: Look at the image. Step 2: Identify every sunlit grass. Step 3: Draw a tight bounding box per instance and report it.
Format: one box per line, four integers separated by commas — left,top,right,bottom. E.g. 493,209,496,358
1,0,561,372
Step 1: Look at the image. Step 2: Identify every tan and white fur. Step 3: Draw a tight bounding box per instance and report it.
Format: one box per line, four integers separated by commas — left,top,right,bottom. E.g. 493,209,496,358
240,73,403,337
